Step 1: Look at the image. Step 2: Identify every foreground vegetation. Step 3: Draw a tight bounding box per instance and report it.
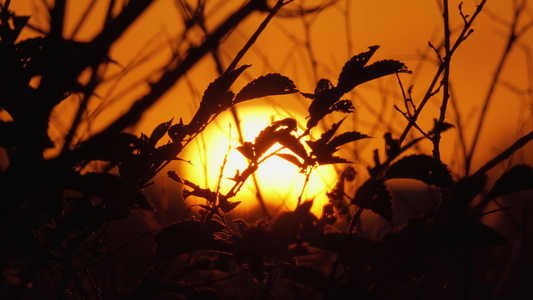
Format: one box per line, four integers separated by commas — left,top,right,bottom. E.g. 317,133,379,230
1,0,532,299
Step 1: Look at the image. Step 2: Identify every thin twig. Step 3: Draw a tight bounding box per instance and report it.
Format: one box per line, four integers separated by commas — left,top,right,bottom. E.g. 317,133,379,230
432,0,452,160
466,1,533,174
398,0,488,146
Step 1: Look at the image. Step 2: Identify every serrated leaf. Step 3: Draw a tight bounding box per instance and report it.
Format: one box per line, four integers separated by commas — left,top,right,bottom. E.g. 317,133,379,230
337,46,410,95
253,126,277,158
337,46,379,92
306,119,365,165
152,219,226,263
488,164,533,199
219,200,241,213
450,174,486,212
331,99,354,113
315,155,351,165
202,65,250,105
353,178,392,221
305,79,340,130
275,130,309,161
68,173,152,218
272,117,297,131
234,73,297,103
306,118,345,151
353,59,410,87
76,132,141,164
270,200,316,242
148,118,173,147
236,142,254,160
385,155,453,187
326,131,370,150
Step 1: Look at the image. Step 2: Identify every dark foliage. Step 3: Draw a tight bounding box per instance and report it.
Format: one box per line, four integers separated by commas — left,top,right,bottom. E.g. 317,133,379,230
1,1,532,299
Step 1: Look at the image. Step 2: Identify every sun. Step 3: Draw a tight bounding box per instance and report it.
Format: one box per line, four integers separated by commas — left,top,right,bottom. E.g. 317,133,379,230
179,102,337,217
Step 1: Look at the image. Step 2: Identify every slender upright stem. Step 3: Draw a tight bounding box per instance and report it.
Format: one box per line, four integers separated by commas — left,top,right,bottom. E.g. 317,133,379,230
432,0,451,160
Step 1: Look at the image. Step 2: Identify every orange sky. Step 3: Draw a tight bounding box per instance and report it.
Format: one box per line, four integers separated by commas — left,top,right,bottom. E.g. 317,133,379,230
5,0,533,217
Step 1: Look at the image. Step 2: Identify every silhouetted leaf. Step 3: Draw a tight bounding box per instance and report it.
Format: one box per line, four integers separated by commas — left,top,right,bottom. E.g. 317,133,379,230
202,65,250,106
275,130,309,161
148,118,173,147
152,219,226,263
270,201,316,242
430,119,454,134
435,221,506,247
236,142,254,160
234,73,297,103
353,178,392,221
385,155,453,187
272,117,297,131
326,131,370,150
449,174,486,213
306,119,365,165
75,132,141,164
219,200,241,213
337,45,379,92
307,118,345,151
305,78,341,130
350,59,410,90
488,164,533,198
253,125,277,158
68,173,152,219
186,65,250,134
331,99,354,113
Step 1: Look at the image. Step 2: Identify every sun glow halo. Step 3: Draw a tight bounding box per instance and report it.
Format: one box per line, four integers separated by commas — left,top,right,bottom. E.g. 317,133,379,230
179,103,337,217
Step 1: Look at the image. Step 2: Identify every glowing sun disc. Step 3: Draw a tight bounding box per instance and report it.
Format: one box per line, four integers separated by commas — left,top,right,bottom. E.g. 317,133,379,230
179,103,337,217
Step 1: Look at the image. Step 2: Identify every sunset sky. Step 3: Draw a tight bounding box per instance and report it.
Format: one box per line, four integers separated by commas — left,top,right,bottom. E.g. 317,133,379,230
6,0,533,216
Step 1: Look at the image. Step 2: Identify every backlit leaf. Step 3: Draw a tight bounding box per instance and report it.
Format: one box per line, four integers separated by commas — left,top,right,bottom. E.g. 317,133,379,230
488,164,533,198
234,73,297,103
326,131,370,150
306,118,345,151
337,46,379,93
385,155,453,187
275,130,309,161
152,219,225,263
202,65,250,105
353,178,392,221
148,118,173,147
67,173,152,219
331,99,354,113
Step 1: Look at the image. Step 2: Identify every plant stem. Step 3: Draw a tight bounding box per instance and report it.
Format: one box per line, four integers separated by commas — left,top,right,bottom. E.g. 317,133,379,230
465,1,527,175
398,0,487,146
432,0,451,160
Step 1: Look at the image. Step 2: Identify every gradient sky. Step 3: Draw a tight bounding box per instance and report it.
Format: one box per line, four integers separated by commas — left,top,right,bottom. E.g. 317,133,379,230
5,0,533,215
